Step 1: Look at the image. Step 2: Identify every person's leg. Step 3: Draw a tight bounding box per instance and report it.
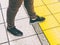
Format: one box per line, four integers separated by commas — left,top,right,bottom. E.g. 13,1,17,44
7,0,23,36
24,0,45,23
7,0,23,27
24,0,36,19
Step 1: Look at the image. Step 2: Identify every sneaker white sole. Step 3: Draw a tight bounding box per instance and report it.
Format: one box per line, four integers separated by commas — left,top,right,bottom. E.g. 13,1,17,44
30,21,44,25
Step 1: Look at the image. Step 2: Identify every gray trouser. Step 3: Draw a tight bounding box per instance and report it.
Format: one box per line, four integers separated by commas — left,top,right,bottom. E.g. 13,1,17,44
7,0,36,27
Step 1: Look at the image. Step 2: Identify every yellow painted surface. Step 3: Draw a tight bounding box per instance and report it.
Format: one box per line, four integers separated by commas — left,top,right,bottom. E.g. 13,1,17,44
34,0,44,6
34,0,60,45
39,15,59,30
42,0,59,4
47,3,60,13
34,6,51,16
54,13,60,23
43,27,60,45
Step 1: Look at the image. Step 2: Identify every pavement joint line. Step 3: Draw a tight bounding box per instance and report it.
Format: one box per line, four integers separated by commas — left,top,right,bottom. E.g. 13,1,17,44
32,23,49,45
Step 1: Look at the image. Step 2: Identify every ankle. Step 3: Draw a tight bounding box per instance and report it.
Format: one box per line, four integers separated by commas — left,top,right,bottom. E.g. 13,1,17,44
7,26,15,29
30,15,38,20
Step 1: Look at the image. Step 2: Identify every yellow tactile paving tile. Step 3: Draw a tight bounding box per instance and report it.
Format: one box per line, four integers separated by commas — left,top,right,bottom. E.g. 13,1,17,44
34,6,51,17
39,15,59,30
34,0,60,45
43,27,60,45
42,0,59,4
54,13,60,23
34,0,44,6
47,3,60,14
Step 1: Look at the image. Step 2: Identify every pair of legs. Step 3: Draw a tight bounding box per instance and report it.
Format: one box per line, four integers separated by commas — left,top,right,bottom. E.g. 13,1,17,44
7,0,36,27
7,0,45,36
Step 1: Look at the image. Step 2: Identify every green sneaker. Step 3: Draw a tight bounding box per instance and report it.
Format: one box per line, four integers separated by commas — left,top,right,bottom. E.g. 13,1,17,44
30,16,45,24
7,27,23,36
